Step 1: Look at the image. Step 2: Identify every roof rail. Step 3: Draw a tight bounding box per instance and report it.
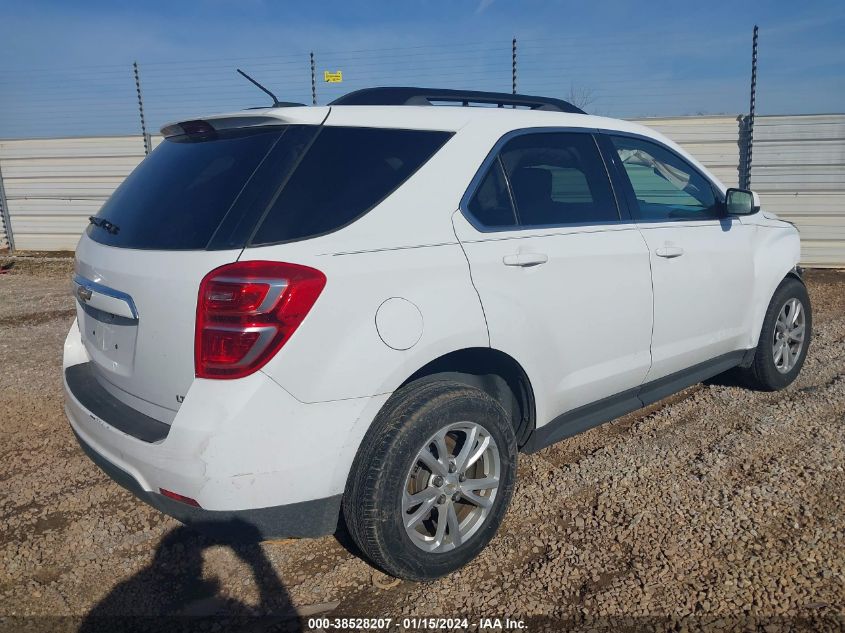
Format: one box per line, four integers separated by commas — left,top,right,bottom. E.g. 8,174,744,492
329,87,586,114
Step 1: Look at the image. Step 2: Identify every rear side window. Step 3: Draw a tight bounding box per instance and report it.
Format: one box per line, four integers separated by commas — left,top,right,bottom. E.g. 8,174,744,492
89,127,285,250
499,132,618,226
250,127,452,245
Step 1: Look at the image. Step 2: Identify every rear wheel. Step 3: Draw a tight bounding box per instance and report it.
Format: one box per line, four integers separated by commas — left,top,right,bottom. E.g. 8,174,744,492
740,276,811,391
343,378,517,581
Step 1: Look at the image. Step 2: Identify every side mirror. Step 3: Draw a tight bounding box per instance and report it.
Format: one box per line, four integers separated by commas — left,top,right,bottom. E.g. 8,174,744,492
725,188,760,216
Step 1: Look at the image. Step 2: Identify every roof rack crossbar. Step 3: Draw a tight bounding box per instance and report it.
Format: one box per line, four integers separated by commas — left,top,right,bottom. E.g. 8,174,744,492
329,87,586,114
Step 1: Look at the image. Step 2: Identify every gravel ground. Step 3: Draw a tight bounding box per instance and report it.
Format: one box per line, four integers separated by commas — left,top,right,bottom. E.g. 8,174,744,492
0,257,843,632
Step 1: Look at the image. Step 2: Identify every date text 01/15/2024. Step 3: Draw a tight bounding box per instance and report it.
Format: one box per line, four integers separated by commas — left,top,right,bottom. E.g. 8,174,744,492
306,617,527,630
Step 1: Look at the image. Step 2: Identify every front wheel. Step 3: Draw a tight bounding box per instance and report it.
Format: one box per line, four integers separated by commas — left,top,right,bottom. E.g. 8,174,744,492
343,378,517,581
740,276,812,391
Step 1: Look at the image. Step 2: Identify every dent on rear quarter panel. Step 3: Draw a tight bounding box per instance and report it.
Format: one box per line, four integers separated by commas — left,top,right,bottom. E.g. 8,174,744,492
747,224,801,348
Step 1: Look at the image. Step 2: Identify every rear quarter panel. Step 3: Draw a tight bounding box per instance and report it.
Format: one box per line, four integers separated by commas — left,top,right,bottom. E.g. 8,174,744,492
242,243,489,404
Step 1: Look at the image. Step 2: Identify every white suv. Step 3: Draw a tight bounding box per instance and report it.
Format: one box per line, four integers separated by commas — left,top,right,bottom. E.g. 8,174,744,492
64,87,811,580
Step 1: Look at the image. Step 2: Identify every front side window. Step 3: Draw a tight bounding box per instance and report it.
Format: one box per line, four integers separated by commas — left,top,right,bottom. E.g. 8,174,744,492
499,132,619,226
610,136,718,221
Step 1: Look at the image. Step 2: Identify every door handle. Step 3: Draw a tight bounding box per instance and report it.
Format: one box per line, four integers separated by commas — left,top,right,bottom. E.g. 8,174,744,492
502,253,549,268
503,252,548,267
655,245,685,259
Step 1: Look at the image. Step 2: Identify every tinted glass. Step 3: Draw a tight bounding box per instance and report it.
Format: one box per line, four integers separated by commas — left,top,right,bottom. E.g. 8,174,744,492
610,136,718,221
499,133,618,226
208,125,320,250
88,127,285,250
467,159,517,228
251,126,452,245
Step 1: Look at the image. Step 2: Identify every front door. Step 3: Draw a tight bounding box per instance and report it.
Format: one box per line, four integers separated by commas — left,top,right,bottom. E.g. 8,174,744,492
453,130,654,427
605,133,756,384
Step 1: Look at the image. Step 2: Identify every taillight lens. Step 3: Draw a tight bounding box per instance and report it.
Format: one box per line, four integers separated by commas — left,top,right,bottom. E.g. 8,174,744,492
195,261,326,379
159,488,201,507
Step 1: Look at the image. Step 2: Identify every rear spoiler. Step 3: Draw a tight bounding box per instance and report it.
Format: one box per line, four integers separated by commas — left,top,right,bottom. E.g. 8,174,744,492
161,109,330,138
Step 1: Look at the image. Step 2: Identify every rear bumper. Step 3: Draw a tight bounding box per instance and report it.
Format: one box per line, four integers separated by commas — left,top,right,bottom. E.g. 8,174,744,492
63,320,389,538
72,427,341,539
65,362,170,443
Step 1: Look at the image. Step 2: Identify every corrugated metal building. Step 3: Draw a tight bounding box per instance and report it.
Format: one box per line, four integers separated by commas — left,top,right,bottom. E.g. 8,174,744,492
751,115,845,267
0,136,148,251
0,114,843,265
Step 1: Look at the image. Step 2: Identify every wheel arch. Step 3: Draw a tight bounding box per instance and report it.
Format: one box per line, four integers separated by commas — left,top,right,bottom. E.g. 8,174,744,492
749,265,807,347
785,266,805,284
747,226,803,349
399,347,536,450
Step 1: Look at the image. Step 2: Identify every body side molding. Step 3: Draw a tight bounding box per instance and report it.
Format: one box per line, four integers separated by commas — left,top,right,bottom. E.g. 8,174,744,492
524,349,749,453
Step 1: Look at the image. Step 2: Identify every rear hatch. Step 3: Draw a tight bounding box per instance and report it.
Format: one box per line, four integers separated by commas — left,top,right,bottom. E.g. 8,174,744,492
74,111,327,423
74,108,453,423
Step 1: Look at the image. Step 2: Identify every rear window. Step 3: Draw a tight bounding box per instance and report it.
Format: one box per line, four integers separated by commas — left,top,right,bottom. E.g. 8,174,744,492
88,124,452,250
249,126,452,245
88,127,285,250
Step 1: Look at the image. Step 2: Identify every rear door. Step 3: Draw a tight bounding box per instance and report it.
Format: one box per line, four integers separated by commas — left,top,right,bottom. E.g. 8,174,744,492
74,117,325,423
453,130,654,426
603,133,756,385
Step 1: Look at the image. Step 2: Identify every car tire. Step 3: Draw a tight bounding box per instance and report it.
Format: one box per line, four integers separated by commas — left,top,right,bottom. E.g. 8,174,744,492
343,378,517,581
740,276,812,391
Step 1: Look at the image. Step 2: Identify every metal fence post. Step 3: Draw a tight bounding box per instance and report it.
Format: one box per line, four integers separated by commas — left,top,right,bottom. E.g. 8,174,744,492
310,52,317,105
512,37,517,95
741,25,758,189
0,162,13,252
133,61,151,155
737,115,749,188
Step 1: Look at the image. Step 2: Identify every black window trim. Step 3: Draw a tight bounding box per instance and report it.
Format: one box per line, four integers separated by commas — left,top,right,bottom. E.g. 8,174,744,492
459,126,626,233
467,156,521,228
243,124,325,248
594,134,636,222
598,129,727,225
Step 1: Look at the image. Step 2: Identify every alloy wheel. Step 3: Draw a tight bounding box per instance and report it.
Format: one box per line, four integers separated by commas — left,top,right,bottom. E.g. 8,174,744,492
402,421,501,553
772,297,806,374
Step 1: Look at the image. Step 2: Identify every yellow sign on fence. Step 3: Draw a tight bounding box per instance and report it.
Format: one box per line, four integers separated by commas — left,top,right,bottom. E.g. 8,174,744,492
324,71,343,83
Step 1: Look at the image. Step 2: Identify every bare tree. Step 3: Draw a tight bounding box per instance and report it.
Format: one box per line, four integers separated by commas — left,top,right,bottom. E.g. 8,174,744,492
565,83,596,111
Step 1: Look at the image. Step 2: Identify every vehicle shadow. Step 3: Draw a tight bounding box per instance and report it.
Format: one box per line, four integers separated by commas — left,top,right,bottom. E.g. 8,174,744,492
704,366,748,389
78,519,303,633
332,512,365,560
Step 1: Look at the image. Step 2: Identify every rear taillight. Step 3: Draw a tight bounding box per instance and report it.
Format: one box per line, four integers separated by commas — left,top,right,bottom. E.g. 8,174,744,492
195,261,326,379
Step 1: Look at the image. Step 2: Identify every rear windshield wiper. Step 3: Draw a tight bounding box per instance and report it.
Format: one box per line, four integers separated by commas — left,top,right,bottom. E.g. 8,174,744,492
89,216,120,235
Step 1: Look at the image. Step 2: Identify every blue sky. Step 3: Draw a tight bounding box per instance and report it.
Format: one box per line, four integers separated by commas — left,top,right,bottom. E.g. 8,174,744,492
1,0,843,137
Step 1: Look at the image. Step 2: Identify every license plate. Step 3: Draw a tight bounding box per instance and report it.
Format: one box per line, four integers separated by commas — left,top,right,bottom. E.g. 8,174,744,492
80,307,138,376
